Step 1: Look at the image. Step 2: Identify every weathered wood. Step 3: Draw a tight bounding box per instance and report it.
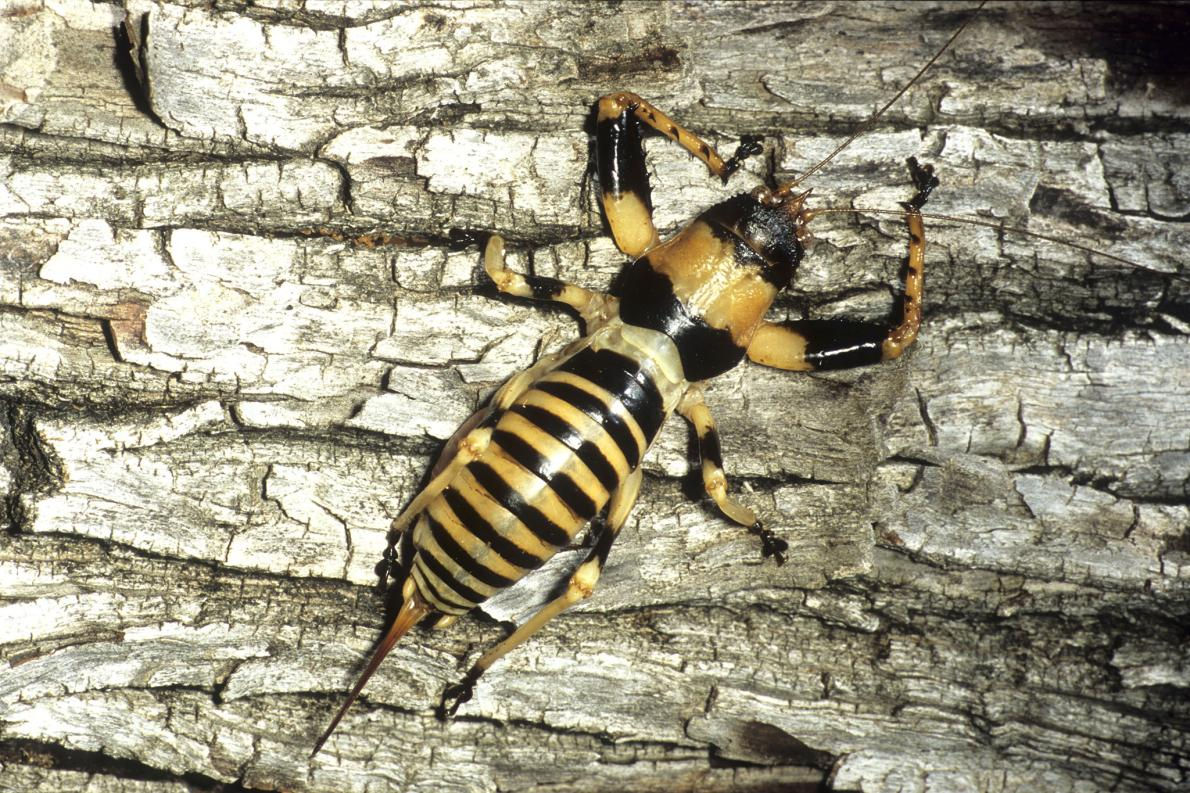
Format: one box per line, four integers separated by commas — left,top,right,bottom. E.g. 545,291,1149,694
1,2,1187,792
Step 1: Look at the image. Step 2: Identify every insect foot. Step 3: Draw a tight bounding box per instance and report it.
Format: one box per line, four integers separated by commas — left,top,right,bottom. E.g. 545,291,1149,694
721,133,765,180
750,521,789,566
904,156,939,211
437,671,480,719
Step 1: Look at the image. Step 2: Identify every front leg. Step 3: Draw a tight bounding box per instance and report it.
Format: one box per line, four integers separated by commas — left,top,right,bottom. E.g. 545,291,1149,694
595,91,763,259
748,158,938,371
677,387,787,565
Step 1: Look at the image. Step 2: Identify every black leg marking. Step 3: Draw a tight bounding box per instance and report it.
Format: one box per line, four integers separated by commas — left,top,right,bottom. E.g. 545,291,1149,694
904,156,938,212
439,669,480,719
749,520,788,566
527,274,568,302
721,134,765,180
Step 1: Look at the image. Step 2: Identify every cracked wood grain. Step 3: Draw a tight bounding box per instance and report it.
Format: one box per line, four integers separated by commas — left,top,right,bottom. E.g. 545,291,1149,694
1,2,1187,793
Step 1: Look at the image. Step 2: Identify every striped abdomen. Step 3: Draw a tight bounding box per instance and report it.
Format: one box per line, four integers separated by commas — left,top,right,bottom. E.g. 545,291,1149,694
409,332,681,616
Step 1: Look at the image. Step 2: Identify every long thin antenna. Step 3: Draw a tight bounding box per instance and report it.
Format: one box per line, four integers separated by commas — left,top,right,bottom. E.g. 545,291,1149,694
778,1,987,195
310,593,431,758
809,206,1181,279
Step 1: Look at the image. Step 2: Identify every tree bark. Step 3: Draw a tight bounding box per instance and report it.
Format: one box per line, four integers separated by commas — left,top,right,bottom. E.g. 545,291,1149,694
1,2,1187,792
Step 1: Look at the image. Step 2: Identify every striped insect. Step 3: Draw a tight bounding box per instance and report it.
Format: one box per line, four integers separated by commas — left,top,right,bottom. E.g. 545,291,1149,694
308,48,961,759
303,2,1181,755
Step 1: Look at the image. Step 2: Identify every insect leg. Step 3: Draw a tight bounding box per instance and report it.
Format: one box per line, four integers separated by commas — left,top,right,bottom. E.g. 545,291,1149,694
426,334,577,482
747,158,939,372
604,464,643,534
595,91,762,258
677,387,788,565
484,235,612,326
439,466,642,717
392,427,493,534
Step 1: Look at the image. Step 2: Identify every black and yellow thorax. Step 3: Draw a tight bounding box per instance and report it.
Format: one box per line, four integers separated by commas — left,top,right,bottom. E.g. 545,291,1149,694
618,190,809,381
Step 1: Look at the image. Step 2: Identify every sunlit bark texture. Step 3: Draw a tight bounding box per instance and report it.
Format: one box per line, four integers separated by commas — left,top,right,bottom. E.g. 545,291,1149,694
1,2,1187,792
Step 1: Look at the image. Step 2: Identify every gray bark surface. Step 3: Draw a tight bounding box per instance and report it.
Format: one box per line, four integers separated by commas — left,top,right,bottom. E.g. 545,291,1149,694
1,2,1187,792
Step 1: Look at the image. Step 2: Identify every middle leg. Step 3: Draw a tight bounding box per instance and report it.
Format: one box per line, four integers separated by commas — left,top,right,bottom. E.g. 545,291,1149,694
484,235,613,327
677,386,788,565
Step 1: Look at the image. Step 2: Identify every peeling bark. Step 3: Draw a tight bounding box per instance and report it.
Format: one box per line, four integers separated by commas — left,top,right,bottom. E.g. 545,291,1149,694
1,2,1187,792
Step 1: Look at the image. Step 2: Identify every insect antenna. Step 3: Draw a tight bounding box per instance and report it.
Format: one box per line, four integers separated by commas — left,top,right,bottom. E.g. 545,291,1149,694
310,592,432,757
774,0,987,199
807,206,1183,281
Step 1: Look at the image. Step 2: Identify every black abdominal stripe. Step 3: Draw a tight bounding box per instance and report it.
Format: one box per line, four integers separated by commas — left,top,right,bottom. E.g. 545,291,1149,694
410,347,665,615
